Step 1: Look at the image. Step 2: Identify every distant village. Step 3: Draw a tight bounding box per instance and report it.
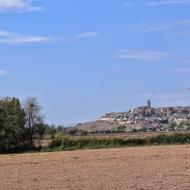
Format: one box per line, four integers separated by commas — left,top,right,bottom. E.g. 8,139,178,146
97,100,190,132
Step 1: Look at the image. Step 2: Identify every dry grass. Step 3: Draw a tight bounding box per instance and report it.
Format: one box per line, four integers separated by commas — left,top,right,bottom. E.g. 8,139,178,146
0,145,190,190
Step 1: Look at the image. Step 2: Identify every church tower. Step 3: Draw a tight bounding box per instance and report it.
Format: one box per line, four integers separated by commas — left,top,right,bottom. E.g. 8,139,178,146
147,99,151,108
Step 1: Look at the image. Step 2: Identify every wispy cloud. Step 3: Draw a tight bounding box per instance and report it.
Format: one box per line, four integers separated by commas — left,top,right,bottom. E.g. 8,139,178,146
0,30,99,45
0,0,42,13
140,23,173,33
0,69,7,76
0,36,56,45
0,29,56,45
147,0,190,6
140,19,190,33
75,32,98,40
0,30,9,36
116,49,168,61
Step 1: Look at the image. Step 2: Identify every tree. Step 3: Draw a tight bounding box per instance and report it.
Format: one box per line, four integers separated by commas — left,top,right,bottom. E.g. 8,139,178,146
79,130,88,136
68,129,78,135
57,125,65,133
44,124,57,139
0,97,26,152
23,97,44,148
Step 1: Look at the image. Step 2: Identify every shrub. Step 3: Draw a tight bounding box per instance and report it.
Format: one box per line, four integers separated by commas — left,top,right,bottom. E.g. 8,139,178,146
78,130,88,136
48,132,190,151
147,133,190,145
68,129,78,136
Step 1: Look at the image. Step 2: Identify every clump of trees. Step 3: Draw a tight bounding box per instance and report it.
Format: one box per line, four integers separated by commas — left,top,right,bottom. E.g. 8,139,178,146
0,96,65,153
67,129,88,136
0,97,26,152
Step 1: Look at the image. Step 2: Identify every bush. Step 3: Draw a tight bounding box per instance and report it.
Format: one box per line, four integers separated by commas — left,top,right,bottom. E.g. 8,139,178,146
147,133,190,145
49,139,62,148
68,129,78,135
49,132,190,151
49,136,145,150
78,130,88,136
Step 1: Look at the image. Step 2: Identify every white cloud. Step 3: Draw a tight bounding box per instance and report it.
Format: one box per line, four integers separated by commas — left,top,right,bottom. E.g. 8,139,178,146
0,36,56,45
0,69,7,76
140,24,173,33
0,29,56,45
0,30,98,45
75,32,98,39
147,0,190,6
116,49,168,61
140,19,190,33
0,0,42,12
0,30,9,36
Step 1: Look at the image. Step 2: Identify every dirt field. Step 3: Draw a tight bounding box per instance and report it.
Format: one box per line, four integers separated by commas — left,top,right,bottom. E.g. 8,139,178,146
0,145,190,190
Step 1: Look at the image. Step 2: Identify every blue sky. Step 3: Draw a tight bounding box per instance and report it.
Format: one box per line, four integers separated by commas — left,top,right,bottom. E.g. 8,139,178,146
1,0,190,126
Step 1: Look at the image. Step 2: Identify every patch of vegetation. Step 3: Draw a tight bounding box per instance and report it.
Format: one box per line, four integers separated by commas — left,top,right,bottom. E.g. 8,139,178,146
149,133,190,145
0,96,66,153
48,132,190,151
67,129,88,136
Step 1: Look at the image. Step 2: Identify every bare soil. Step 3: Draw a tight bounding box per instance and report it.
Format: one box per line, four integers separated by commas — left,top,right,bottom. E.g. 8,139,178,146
0,145,190,190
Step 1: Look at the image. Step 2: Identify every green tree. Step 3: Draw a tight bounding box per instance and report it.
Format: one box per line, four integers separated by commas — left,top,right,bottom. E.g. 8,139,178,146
0,97,26,152
68,129,78,135
44,125,57,139
57,125,65,133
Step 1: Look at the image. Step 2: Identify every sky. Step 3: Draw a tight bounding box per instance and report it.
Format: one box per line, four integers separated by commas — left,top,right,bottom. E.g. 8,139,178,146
1,0,190,126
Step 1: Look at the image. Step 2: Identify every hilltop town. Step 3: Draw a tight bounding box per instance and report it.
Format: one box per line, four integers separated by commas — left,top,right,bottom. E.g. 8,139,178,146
75,100,190,133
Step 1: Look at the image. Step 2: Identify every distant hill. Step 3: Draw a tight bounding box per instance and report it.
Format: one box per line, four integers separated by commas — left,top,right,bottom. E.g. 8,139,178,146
73,100,190,133
73,120,121,133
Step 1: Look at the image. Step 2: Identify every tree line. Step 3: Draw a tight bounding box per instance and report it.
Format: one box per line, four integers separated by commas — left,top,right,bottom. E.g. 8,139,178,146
0,96,64,153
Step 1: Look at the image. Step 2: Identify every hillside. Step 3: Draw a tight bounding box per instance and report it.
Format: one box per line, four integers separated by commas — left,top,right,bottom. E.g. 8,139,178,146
73,100,190,133
74,120,121,133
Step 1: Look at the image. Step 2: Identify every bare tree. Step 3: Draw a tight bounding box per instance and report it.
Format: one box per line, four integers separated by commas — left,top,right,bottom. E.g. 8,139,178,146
23,97,44,148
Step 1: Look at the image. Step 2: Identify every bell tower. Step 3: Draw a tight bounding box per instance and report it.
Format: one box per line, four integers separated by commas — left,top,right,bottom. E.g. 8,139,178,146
147,99,151,108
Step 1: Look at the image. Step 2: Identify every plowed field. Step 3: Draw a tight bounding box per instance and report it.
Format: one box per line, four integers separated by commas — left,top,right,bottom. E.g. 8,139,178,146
0,145,190,190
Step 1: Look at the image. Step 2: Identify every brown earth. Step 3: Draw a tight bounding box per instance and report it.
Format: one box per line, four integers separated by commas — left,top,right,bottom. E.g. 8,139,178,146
74,120,120,132
0,145,190,190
